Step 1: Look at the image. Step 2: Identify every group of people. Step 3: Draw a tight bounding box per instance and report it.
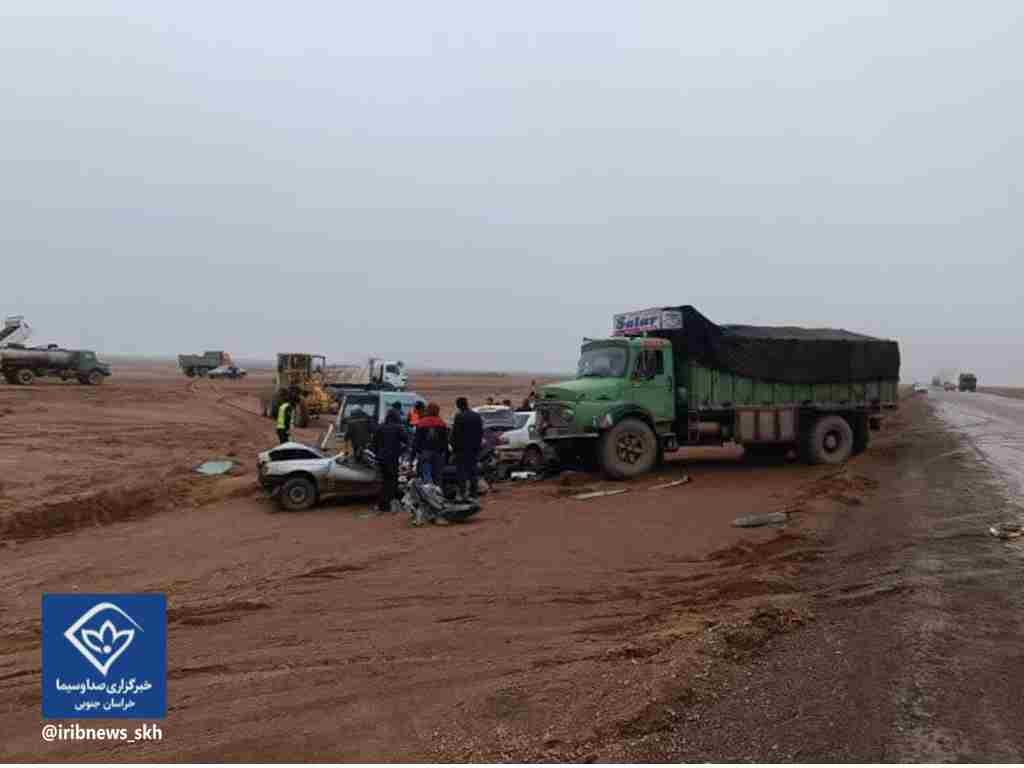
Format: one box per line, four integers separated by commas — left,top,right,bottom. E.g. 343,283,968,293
367,397,484,513
484,379,538,412
274,380,542,515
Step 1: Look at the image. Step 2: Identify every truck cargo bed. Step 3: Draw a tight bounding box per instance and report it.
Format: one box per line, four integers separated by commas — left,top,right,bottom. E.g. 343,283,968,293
687,362,898,410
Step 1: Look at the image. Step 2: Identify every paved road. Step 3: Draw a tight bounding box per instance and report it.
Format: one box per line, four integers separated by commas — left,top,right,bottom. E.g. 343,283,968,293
930,389,1024,504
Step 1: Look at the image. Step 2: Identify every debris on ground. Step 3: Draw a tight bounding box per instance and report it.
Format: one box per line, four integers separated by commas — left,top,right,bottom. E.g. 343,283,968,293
650,476,691,490
988,521,1022,540
194,459,235,476
559,471,592,488
572,488,629,501
733,511,789,528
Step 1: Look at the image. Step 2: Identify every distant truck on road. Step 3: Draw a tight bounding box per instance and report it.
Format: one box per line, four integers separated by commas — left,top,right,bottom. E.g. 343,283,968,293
537,305,900,478
958,373,977,392
1,345,111,385
178,350,232,378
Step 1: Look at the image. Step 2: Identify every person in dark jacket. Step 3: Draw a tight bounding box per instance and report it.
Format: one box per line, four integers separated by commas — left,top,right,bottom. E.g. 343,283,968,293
373,409,408,512
451,397,484,500
345,406,373,462
412,402,448,484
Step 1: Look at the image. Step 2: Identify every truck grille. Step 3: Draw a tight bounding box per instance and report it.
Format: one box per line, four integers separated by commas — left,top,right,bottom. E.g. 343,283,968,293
537,404,573,429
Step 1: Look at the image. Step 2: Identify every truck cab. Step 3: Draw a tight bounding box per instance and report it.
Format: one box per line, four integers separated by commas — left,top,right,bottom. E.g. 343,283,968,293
537,337,680,477
369,359,408,390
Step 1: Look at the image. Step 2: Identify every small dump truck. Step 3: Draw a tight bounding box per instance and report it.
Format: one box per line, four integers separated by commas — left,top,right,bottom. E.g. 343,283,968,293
178,350,231,377
537,305,900,478
958,372,977,392
1,345,111,385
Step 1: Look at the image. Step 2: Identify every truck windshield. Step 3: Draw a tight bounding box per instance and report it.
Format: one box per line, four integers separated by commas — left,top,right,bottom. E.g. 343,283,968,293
577,346,628,378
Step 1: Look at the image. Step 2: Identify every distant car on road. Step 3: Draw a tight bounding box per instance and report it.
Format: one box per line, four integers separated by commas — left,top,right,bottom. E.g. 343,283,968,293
912,382,929,394
207,365,247,379
943,381,956,392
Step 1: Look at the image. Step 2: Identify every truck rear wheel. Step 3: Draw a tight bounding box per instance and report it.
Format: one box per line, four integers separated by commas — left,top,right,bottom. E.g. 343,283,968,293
15,369,34,386
600,418,657,479
185,368,196,378
805,415,854,465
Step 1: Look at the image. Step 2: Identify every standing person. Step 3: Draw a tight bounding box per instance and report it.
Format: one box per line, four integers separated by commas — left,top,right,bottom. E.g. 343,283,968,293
527,380,538,410
409,401,425,428
345,406,372,463
275,389,294,443
412,402,448,484
451,397,484,500
372,409,408,513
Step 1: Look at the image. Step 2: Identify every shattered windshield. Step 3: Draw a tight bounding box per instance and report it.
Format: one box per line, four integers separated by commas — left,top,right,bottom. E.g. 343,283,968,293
577,346,628,378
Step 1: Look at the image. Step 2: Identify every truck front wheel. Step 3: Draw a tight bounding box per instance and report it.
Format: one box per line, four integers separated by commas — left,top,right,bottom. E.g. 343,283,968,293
805,415,854,465
600,418,658,479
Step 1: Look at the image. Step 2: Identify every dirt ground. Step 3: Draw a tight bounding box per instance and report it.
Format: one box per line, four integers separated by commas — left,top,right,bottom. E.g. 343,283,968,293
2,363,1022,761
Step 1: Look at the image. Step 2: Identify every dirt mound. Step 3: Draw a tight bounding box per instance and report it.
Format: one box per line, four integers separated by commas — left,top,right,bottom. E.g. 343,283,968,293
0,485,163,541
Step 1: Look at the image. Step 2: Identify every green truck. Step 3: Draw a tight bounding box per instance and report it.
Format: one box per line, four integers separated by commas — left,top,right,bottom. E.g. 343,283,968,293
0,345,111,385
536,306,900,478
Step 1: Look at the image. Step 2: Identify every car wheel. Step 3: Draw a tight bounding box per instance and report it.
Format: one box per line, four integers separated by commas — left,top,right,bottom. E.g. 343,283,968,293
279,476,317,511
522,445,544,470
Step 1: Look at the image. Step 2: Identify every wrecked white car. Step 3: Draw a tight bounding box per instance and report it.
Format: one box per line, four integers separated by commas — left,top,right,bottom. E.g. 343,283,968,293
257,442,379,511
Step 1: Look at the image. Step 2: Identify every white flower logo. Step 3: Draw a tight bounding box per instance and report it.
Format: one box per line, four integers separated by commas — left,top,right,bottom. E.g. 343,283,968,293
64,602,143,676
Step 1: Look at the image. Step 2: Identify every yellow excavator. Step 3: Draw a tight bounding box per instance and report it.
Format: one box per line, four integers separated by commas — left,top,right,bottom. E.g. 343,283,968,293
261,353,334,428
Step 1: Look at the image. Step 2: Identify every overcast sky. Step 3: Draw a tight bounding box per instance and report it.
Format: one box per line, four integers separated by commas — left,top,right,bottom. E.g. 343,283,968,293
2,1,1021,382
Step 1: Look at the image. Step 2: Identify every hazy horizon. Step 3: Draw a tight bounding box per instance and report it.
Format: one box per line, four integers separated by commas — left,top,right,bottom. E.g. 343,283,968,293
3,2,1021,384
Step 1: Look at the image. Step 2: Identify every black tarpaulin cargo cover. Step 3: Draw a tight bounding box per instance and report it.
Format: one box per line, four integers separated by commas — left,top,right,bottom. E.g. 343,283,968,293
651,306,900,385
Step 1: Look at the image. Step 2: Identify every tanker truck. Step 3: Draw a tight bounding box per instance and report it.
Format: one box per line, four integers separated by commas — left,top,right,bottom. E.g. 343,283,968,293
1,345,111,385
536,306,900,478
